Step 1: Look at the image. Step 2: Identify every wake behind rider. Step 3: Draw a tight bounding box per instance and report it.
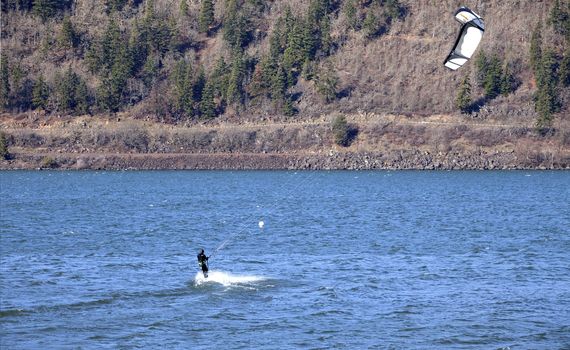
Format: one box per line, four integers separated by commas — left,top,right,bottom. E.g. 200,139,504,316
197,249,209,277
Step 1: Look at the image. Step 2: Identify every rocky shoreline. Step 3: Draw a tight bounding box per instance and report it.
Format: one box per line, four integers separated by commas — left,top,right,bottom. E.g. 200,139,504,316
2,113,569,171
2,148,568,170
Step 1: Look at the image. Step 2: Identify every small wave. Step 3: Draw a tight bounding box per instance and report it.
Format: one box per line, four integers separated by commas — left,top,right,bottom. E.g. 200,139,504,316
194,271,265,287
0,308,27,318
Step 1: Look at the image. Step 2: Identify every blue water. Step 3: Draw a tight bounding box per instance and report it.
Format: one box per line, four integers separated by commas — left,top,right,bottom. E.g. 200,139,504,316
1,171,569,349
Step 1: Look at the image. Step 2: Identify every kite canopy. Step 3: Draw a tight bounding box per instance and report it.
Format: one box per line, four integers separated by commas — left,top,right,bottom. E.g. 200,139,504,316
444,7,485,70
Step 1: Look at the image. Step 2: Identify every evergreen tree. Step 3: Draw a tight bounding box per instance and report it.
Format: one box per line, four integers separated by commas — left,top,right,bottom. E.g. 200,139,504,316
199,0,215,34
483,55,503,99
223,0,251,49
332,115,351,146
32,74,49,110
535,49,560,129
282,21,306,86
282,96,296,116
383,0,406,22
141,54,160,86
171,60,194,117
55,68,80,112
549,0,569,37
193,67,206,104
0,54,10,109
200,80,216,119
344,0,359,30
86,19,122,75
474,49,488,88
211,57,230,102
33,0,58,21
530,22,543,75
270,65,287,102
362,11,380,39
179,0,188,16
226,52,247,105
106,0,128,13
500,64,516,96
129,24,148,76
10,63,32,111
140,2,173,56
57,16,78,49
75,79,90,115
0,131,9,160
455,75,472,113
315,61,338,103
269,17,287,59
249,57,271,97
33,0,72,21
2,0,33,12
301,57,316,81
319,16,332,57
301,19,317,60
560,45,570,87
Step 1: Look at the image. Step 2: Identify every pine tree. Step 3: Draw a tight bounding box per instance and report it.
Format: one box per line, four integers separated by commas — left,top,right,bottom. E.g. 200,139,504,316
315,61,338,103
32,75,50,110
535,49,560,130
86,19,122,75
301,19,317,60
530,22,543,75
226,52,246,105
199,0,215,34
549,0,569,36
500,64,516,96
223,1,251,49
560,45,570,87
33,0,58,21
455,75,472,113
55,68,79,112
362,11,379,39
193,67,206,104
75,79,89,115
248,57,270,97
344,0,359,30
58,16,78,49
332,115,351,146
483,55,503,99
282,96,296,116
171,60,194,117
0,131,9,160
282,21,306,86
140,2,173,56
179,0,188,16
106,0,128,13
301,57,316,81
0,54,10,109
141,54,159,86
211,57,230,102
384,0,406,22
200,80,216,119
474,49,488,88
270,65,287,102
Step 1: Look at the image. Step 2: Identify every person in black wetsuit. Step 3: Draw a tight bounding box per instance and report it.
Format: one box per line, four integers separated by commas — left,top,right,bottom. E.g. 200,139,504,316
197,249,209,277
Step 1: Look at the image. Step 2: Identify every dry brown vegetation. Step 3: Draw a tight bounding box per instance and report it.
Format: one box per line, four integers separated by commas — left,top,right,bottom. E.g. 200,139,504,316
1,1,569,169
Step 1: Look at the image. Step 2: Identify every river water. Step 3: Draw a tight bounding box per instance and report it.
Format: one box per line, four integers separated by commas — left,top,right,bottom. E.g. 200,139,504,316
1,170,569,349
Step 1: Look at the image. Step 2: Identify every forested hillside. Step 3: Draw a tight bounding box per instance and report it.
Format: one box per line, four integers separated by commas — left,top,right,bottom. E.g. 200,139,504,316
1,0,570,170
1,0,569,126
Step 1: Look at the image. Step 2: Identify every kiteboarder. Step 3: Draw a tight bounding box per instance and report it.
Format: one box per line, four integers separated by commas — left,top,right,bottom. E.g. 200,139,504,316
197,249,209,278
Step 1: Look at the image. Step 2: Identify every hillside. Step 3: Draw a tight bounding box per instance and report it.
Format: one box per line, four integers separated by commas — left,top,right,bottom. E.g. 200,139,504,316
1,0,569,169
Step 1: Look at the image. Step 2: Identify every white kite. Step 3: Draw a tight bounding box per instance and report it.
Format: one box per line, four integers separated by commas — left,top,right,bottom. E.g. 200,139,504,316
444,7,485,70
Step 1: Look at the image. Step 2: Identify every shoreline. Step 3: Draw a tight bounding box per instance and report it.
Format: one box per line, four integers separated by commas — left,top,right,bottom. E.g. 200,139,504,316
2,149,568,170
2,114,569,171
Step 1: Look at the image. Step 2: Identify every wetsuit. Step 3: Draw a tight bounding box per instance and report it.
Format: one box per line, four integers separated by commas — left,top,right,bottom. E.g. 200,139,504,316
197,252,209,277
